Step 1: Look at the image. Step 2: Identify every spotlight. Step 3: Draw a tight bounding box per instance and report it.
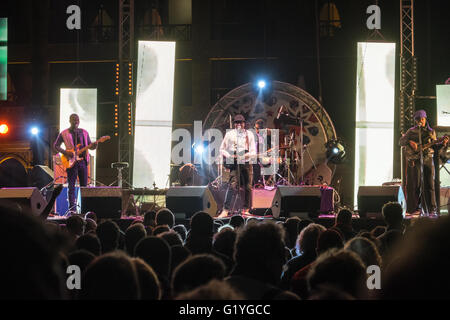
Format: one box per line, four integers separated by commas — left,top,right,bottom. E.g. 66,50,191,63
30,127,39,135
0,123,8,135
325,139,346,164
194,144,204,155
257,80,266,89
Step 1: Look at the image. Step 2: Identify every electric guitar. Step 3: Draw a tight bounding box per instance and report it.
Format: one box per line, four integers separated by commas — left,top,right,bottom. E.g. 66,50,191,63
61,135,110,169
404,135,449,160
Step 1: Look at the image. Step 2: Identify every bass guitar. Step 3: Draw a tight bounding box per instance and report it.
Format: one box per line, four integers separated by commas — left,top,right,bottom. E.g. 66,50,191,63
61,135,110,169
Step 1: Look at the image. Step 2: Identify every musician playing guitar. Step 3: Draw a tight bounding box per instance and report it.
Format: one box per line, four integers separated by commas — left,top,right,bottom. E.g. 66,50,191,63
399,109,449,216
53,113,97,213
218,114,257,217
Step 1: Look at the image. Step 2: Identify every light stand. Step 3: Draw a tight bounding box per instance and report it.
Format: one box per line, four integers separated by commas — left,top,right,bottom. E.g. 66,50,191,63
110,162,130,188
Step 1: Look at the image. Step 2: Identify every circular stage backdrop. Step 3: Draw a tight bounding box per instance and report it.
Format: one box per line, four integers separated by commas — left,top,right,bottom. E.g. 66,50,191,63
0,155,29,187
204,81,337,182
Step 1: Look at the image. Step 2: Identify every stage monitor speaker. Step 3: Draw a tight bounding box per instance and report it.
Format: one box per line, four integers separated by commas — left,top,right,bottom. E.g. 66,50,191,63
271,186,322,219
0,187,46,216
80,187,122,219
166,186,218,219
30,165,54,189
251,188,276,215
357,186,406,218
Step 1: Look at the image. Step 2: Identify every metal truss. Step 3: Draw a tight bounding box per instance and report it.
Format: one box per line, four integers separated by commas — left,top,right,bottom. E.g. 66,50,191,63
118,0,135,186
399,0,417,134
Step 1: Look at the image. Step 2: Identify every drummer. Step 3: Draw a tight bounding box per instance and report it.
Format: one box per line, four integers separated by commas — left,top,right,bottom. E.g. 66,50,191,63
252,119,272,187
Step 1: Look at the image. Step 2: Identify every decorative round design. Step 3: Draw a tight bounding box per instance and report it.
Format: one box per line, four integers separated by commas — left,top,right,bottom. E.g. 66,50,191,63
204,81,337,181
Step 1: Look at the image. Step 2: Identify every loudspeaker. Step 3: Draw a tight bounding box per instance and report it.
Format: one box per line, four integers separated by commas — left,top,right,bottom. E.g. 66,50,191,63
166,186,218,219
0,187,46,216
30,165,54,189
357,186,406,218
80,187,122,219
271,186,323,218
251,188,276,215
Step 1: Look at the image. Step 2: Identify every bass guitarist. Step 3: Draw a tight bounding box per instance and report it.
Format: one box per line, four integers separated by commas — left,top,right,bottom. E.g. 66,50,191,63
399,109,448,216
218,114,257,217
53,113,97,213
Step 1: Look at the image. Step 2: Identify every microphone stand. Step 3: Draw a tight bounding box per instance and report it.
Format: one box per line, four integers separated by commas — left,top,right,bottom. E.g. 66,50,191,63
418,126,429,216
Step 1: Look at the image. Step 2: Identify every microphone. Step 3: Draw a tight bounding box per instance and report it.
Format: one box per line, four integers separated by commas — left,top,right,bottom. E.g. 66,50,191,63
229,114,232,129
276,106,284,119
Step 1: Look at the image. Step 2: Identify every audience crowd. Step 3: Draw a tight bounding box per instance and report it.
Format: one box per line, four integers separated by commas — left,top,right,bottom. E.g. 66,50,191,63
1,200,450,300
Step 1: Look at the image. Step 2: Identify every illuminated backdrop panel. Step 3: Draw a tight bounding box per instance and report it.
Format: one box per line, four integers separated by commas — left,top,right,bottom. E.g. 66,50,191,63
59,88,98,181
355,42,396,206
133,41,176,188
0,18,7,101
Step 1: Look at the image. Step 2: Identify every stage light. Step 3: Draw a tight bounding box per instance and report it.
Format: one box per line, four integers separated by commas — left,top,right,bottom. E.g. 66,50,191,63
257,80,266,89
194,144,204,155
0,123,8,134
30,127,39,135
325,139,346,164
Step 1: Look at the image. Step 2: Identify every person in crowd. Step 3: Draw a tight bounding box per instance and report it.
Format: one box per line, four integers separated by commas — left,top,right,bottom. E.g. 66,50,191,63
280,223,326,289
330,208,356,241
173,224,188,243
170,245,192,279
345,236,382,269
75,232,101,256
379,216,450,299
125,223,147,256
65,215,85,246
225,220,299,299
171,254,227,298
290,228,344,298
132,257,161,300
79,251,140,300
143,210,157,228
283,217,301,251
134,236,172,299
155,208,175,228
84,218,97,233
175,279,244,300
307,248,368,299
213,228,237,263
153,225,170,236
157,230,183,247
96,220,121,254
0,207,67,299
185,211,233,274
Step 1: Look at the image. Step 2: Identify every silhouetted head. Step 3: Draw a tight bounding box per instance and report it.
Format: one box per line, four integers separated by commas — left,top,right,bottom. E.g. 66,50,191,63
156,208,175,228
382,202,404,229
316,229,344,255
307,249,367,299
132,257,161,300
125,223,147,256
75,232,101,256
234,221,286,284
135,236,172,279
80,251,140,300
336,209,353,225
171,254,226,297
96,220,120,253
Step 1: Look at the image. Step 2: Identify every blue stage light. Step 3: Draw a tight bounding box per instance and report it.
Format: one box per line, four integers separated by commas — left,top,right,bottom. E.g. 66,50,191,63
257,80,266,89
30,127,39,135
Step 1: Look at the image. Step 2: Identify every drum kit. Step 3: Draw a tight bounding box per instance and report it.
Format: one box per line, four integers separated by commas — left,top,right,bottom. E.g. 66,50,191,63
214,122,311,189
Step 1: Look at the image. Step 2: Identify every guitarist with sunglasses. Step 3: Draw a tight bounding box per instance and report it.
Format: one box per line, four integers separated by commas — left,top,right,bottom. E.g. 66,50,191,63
53,114,97,213
399,109,448,216
218,114,257,217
